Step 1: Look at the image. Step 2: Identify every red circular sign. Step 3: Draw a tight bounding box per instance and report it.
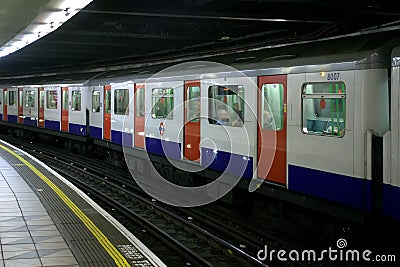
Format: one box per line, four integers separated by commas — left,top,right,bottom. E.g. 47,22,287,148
159,122,165,136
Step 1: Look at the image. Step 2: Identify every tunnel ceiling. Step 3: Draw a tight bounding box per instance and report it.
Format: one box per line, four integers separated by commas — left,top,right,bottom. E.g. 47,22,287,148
1,0,400,79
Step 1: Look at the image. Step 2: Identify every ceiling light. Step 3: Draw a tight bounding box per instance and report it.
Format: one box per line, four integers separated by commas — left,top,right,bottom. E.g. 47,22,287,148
0,0,93,58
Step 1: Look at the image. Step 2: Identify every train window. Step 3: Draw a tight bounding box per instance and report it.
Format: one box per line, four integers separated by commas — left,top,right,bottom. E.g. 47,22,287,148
135,87,145,117
9,91,16,106
25,90,35,107
151,88,174,119
39,90,44,108
261,84,284,131
302,82,346,137
105,90,111,114
71,91,81,111
19,90,23,106
208,85,244,127
47,90,58,109
187,86,201,122
62,90,68,110
92,90,100,112
0,93,2,105
114,89,129,115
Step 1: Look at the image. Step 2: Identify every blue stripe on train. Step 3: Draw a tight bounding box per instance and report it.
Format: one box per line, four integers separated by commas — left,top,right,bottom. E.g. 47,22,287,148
111,130,132,147
145,137,181,160
201,147,253,179
7,115,17,123
0,114,2,121
24,117,37,127
45,120,60,131
90,126,102,139
288,165,372,210
383,184,400,221
69,123,86,136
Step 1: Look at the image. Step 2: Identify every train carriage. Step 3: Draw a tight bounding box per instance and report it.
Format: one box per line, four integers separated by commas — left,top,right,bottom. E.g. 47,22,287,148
1,31,400,222
68,86,89,136
6,87,19,123
22,86,39,127
44,86,61,131
144,80,184,160
109,81,135,147
89,85,104,139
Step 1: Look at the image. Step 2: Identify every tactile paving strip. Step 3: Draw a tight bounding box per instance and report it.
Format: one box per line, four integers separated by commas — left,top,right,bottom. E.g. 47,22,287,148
0,143,157,266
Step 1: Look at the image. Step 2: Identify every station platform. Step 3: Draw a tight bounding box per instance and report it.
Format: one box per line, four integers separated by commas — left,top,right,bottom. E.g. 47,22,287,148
0,140,165,267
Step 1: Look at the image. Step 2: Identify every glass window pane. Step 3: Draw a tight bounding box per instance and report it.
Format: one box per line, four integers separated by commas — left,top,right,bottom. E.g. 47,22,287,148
114,89,129,115
261,84,284,131
208,85,244,127
105,90,111,114
151,88,174,119
62,90,68,110
187,86,201,122
19,90,23,106
302,82,346,137
47,90,58,109
9,91,16,106
136,87,145,117
25,90,35,107
92,90,100,112
71,91,81,111
39,90,44,108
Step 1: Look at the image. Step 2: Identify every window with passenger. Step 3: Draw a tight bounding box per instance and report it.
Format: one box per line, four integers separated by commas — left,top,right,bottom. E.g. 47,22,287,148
302,82,346,137
114,89,129,115
71,91,81,111
25,90,35,107
92,90,100,112
46,90,58,109
151,88,173,119
208,85,245,127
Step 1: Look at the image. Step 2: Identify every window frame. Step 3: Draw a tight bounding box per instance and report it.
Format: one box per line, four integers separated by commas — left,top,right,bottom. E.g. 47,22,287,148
301,82,346,138
207,85,245,127
46,90,58,109
92,90,101,113
8,91,16,106
151,88,174,119
71,90,82,111
25,90,36,108
114,89,129,115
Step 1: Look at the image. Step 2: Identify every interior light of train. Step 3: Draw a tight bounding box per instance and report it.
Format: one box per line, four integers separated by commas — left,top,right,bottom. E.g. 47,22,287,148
0,0,93,58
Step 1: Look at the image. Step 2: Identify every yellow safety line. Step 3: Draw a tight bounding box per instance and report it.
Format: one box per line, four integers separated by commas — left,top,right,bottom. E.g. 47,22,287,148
0,144,130,267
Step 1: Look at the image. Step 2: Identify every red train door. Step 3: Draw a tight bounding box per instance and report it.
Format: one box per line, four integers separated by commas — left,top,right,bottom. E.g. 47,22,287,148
18,88,23,123
103,85,111,140
184,80,201,162
134,84,145,148
38,87,44,127
61,87,69,131
258,75,287,185
3,89,7,121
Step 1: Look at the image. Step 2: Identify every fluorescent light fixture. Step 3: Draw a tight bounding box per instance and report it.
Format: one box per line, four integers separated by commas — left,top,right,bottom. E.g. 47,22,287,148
0,0,93,58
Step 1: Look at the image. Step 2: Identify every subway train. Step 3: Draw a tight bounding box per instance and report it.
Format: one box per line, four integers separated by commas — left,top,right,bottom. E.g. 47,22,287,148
1,30,399,221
